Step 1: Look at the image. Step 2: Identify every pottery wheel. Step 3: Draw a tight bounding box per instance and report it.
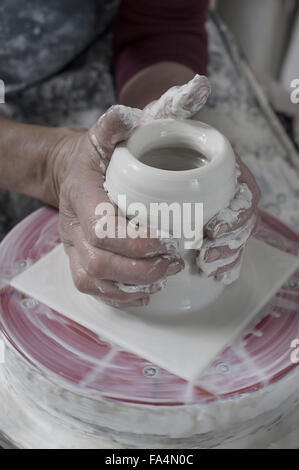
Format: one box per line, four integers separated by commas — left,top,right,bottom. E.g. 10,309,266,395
0,207,299,448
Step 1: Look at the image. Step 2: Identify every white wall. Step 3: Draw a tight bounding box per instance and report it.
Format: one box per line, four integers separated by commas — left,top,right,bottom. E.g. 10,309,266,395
216,0,297,79
281,9,299,90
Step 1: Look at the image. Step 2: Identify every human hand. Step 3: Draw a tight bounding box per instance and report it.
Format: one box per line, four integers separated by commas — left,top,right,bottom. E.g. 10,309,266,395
49,106,184,309
140,73,211,122
57,75,211,308
49,74,232,308
196,154,261,284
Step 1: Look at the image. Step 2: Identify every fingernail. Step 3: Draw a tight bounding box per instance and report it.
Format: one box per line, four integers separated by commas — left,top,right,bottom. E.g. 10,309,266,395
166,260,184,276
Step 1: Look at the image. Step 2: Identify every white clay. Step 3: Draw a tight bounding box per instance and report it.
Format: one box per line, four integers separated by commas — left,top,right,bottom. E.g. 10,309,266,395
90,134,106,160
105,118,236,314
117,105,142,128
141,75,211,122
1,343,299,448
206,183,253,234
9,238,299,412
116,278,167,294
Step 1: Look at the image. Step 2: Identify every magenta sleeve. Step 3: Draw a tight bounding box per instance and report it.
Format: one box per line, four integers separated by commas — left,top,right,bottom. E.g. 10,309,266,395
112,0,209,97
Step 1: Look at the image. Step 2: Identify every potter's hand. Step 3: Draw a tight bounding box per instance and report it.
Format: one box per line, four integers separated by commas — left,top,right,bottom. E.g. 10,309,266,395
52,105,184,308
196,154,261,284
55,75,210,308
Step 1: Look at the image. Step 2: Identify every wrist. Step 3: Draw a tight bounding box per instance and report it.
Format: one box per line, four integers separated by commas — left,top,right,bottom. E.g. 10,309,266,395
44,127,84,207
0,116,84,207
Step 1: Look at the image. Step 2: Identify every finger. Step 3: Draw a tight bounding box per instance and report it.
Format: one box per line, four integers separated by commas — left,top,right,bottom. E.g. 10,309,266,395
252,210,261,236
94,214,180,258
69,167,179,258
64,245,150,307
88,105,142,165
95,296,150,309
95,278,154,301
205,183,255,238
203,211,256,256
211,248,243,278
141,74,211,122
214,251,244,285
197,212,255,276
206,157,261,238
236,154,261,210
204,244,240,263
72,226,184,285
197,211,256,281
142,100,157,115
115,280,165,295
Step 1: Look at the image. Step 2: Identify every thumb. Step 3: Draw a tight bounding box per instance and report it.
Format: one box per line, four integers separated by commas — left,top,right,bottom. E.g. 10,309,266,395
88,105,142,164
141,74,211,123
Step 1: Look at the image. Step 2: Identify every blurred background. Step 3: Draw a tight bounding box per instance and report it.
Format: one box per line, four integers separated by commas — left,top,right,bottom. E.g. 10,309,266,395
213,0,298,84
211,0,299,148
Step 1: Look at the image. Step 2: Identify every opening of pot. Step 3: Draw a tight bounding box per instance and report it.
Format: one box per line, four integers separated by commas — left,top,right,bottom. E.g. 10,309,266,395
138,146,208,171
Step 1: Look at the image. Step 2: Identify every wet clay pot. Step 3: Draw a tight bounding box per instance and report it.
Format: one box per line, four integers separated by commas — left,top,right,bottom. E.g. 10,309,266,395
105,119,236,315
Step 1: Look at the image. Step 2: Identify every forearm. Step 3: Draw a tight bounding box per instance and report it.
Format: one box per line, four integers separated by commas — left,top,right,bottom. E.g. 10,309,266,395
0,116,65,206
113,0,209,105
